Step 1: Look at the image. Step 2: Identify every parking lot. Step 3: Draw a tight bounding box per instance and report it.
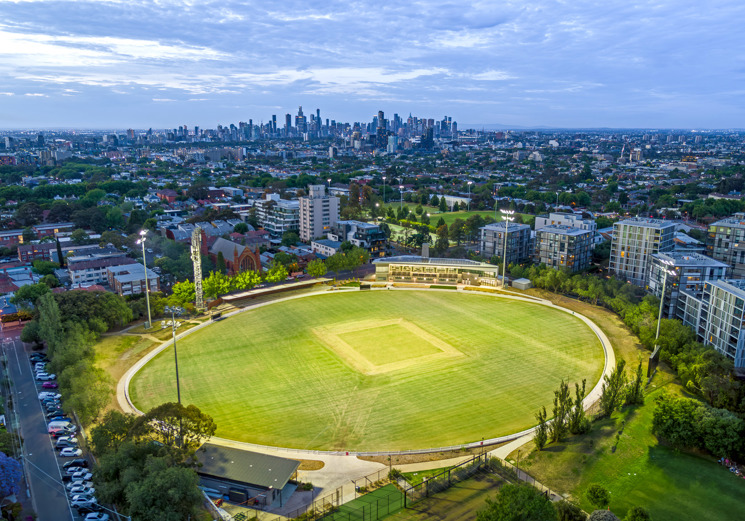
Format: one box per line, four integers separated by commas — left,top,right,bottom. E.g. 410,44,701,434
3,335,117,521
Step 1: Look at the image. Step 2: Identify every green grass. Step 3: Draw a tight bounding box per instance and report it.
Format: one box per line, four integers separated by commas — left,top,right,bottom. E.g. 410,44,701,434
130,291,604,451
339,324,441,365
384,203,532,229
402,466,453,487
517,386,745,521
384,473,504,521
329,484,403,521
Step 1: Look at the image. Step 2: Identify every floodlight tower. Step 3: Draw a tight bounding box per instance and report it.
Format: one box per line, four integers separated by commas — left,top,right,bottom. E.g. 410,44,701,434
191,227,204,310
501,210,515,288
136,230,152,329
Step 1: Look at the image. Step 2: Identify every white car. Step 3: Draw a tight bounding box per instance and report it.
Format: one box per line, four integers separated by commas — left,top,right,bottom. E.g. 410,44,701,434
35,373,56,381
71,471,93,482
59,448,83,457
70,495,97,508
84,513,109,521
68,485,95,497
65,466,85,475
67,480,93,490
39,392,61,400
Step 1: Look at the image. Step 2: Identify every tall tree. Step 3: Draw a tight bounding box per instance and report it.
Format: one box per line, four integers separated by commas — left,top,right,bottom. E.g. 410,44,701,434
37,292,62,355
549,380,572,442
534,406,548,450
568,379,589,434
477,484,557,521
599,359,627,417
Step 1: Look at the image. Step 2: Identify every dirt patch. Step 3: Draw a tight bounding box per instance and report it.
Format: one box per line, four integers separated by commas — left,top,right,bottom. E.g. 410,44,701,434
293,459,325,471
358,444,505,465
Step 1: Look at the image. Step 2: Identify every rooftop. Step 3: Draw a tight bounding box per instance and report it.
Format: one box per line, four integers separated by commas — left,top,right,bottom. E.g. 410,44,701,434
652,252,728,268
615,217,676,229
536,225,593,236
373,255,497,268
195,443,299,490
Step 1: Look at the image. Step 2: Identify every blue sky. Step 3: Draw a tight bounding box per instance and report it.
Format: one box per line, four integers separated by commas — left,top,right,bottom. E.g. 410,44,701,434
1,0,743,129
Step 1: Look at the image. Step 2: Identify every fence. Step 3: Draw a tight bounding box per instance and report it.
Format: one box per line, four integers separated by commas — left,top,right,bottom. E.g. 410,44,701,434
318,485,402,521
488,457,561,502
402,453,489,506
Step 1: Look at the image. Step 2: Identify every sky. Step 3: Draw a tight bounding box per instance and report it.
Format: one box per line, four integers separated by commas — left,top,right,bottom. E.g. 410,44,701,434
0,0,744,129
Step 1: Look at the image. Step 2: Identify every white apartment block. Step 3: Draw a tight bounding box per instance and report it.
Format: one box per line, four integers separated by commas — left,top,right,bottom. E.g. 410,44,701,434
255,194,300,239
534,212,597,233
609,217,675,286
299,185,340,242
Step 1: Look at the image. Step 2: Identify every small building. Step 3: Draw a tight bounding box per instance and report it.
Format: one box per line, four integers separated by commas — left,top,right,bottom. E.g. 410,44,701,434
534,225,594,273
32,222,75,239
328,220,387,258
373,256,499,285
106,264,160,296
196,443,299,509
512,278,533,290
311,238,342,258
67,254,137,286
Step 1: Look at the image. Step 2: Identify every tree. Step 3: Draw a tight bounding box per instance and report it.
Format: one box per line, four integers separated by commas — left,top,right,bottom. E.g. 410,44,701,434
91,410,138,456
0,452,23,497
599,359,626,417
435,225,449,253
231,270,261,291
439,197,448,212
202,271,231,299
19,319,40,344
449,219,466,245
625,360,645,406
477,484,557,521
37,292,62,355
134,402,216,450
216,251,227,274
307,259,327,278
281,231,300,247
22,226,36,243
70,228,90,244
556,501,587,521
264,262,288,283
170,280,196,306
534,406,548,450
430,194,440,207
124,458,203,521
233,222,249,234
437,216,446,228
40,274,60,288
10,282,51,310
568,379,590,434
585,484,611,510
624,506,651,521
32,260,60,276
550,380,572,442
14,202,41,226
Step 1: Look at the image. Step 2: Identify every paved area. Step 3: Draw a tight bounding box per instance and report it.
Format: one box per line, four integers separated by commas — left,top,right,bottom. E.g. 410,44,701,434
2,332,74,521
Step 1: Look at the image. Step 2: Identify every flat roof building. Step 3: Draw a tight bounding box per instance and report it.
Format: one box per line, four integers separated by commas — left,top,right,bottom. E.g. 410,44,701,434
534,225,593,272
373,256,499,286
707,213,745,277
610,217,675,286
479,222,532,265
299,185,340,242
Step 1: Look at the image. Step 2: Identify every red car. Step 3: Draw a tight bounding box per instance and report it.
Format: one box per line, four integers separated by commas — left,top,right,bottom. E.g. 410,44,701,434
42,382,58,389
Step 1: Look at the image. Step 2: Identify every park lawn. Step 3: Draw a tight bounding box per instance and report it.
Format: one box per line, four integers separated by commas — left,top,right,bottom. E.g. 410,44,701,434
328,484,403,521
513,383,744,521
130,290,604,451
384,473,504,521
383,202,534,229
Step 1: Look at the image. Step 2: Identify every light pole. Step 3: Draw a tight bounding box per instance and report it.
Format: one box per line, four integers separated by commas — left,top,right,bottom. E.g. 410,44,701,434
655,260,676,343
327,178,331,192
399,185,404,210
382,176,387,204
374,202,380,221
165,305,183,407
136,230,152,329
501,210,515,288
467,181,473,211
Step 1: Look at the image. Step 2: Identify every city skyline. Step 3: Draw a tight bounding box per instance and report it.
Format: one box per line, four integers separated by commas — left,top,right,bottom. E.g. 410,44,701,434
1,0,744,129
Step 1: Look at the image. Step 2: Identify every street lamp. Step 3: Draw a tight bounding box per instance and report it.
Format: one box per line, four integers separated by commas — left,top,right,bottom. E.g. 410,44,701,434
327,178,331,192
135,230,152,329
467,181,473,211
164,306,184,406
399,185,404,210
382,176,387,204
501,210,515,288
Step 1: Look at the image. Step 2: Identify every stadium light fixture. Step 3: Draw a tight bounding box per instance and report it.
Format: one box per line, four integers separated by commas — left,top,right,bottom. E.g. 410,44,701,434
135,230,152,329
501,210,515,288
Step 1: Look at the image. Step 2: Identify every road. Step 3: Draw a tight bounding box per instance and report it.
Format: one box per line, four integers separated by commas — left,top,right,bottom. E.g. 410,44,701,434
3,332,74,521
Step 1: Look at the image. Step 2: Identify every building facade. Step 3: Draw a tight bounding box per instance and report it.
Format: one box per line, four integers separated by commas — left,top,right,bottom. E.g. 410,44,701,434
534,225,593,272
534,212,597,233
479,222,532,265
298,185,340,242
67,254,137,286
373,256,499,285
106,264,160,296
678,280,745,368
707,213,745,277
255,195,300,239
609,217,675,286
648,252,729,319
327,220,387,258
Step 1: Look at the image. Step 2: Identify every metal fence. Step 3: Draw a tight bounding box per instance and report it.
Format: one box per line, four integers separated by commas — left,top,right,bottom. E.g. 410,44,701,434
318,485,402,521
402,453,489,506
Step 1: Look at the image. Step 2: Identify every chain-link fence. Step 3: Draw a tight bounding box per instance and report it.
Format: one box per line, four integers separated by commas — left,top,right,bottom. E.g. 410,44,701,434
402,453,489,506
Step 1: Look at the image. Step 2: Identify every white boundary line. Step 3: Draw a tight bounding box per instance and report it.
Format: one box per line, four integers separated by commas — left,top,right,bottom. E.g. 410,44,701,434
118,286,615,457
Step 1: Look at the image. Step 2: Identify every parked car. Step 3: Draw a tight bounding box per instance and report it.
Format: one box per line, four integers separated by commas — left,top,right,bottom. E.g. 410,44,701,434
71,471,93,482
67,480,93,490
65,466,85,475
35,373,56,381
55,439,78,450
29,354,47,362
38,392,61,400
59,448,83,457
49,428,75,438
34,363,46,371
41,381,58,389
77,505,101,515
84,513,109,521
68,485,95,497
70,495,97,509
63,459,88,469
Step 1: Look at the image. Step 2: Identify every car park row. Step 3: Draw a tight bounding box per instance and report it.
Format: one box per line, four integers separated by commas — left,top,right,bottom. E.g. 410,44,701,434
31,352,110,521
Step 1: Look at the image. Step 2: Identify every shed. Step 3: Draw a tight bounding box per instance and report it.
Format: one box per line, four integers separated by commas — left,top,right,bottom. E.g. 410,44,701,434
512,278,533,290
196,443,300,508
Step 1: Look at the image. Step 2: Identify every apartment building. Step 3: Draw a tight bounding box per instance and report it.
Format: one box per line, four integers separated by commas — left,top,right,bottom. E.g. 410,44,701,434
479,222,532,265
298,185,340,242
534,212,597,233
609,217,675,286
707,213,745,277
255,194,299,239
327,220,387,258
534,225,593,272
106,263,160,296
